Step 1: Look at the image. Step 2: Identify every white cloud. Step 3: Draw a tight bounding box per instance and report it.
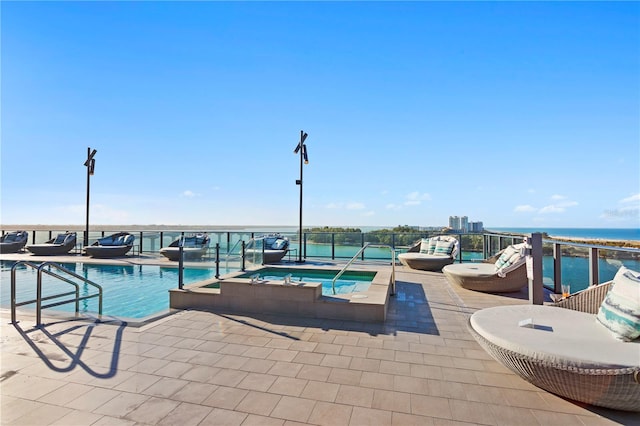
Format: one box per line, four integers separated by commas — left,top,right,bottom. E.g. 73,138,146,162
514,204,536,212
539,205,566,214
361,211,375,217
550,194,566,200
404,191,431,206
347,202,365,210
325,202,342,209
385,203,402,211
621,193,640,203
182,190,198,197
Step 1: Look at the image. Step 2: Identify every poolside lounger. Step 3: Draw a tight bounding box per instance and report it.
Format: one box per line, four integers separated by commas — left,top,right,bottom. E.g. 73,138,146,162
442,243,527,292
398,236,459,271
160,233,210,261
0,230,29,253
84,232,135,258
245,234,290,264
27,232,77,255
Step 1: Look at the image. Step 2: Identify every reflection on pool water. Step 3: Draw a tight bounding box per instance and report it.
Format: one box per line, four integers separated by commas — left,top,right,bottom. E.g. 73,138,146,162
237,267,375,295
1,261,224,319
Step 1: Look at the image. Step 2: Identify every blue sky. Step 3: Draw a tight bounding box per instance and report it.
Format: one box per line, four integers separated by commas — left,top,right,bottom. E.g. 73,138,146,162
2,2,639,229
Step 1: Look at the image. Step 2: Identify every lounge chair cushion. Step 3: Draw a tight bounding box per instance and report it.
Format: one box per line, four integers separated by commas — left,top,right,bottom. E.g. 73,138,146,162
596,266,640,341
272,239,287,250
434,239,455,256
471,304,640,369
53,234,67,244
419,238,437,254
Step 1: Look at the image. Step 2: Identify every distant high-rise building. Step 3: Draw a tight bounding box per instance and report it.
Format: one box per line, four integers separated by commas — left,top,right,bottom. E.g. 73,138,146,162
448,215,469,232
449,216,483,232
469,221,484,232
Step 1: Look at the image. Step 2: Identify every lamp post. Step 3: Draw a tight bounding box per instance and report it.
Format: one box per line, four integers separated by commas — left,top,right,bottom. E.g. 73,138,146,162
83,147,97,247
294,130,308,263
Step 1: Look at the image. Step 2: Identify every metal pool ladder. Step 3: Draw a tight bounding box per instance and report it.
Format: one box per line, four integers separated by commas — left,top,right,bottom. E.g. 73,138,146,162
331,243,396,295
11,261,103,327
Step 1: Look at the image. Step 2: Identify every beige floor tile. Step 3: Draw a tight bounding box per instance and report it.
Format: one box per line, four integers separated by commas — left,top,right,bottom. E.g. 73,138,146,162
372,389,411,413
180,364,221,383
241,413,285,425
449,399,498,425
410,394,452,419
327,367,362,386
0,396,43,424
198,407,247,426
391,412,436,426
93,391,149,417
235,390,282,416
349,406,393,425
157,401,212,426
142,376,189,398
125,396,181,424
240,358,276,374
2,374,67,400
335,385,374,408
300,380,340,402
65,387,120,411
308,401,353,426
113,372,160,393
7,403,71,425
237,372,277,392
270,395,316,423
50,409,104,425
267,361,304,377
209,368,249,387
359,371,395,391
297,364,332,381
202,385,248,409
170,381,218,404
268,376,308,397
39,382,94,406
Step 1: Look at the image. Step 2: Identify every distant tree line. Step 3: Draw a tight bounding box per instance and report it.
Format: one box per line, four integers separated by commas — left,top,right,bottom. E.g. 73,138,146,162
304,226,485,252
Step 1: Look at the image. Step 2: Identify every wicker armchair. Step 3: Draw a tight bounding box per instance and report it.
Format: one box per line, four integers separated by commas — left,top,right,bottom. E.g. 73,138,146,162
468,282,640,412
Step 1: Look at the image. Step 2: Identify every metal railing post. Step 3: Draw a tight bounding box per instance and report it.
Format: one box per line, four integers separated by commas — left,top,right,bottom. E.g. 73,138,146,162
178,242,184,290
241,240,246,271
215,243,220,278
553,243,562,294
528,233,544,305
36,269,43,326
11,267,17,323
331,233,335,260
589,247,599,286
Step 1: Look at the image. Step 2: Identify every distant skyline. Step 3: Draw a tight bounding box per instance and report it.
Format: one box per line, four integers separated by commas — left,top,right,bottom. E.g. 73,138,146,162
2,2,639,229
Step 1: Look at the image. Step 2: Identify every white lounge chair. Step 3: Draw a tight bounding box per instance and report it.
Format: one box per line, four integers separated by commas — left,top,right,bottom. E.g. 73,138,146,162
442,243,527,292
398,236,459,271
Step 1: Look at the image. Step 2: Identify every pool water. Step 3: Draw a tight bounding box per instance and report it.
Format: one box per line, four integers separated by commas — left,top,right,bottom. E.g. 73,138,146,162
1,261,225,319
237,267,375,295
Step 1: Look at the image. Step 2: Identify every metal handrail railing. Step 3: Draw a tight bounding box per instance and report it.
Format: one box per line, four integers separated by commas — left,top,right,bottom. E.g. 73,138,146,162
330,243,397,295
11,261,103,326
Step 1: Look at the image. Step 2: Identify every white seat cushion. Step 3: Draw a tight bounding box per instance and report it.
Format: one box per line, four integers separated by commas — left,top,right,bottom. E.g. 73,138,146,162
443,262,498,278
471,305,640,368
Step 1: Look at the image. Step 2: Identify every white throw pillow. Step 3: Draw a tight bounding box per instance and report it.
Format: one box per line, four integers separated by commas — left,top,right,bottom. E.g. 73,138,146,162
596,266,640,341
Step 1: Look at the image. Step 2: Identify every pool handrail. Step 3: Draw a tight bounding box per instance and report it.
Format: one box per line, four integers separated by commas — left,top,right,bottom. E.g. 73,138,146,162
331,243,370,295
11,261,103,326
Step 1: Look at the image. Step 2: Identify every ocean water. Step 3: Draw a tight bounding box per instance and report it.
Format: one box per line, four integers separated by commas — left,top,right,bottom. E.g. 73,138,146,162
488,228,639,241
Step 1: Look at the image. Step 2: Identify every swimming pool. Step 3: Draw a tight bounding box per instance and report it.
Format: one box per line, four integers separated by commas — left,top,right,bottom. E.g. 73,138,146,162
1,261,225,320
236,267,375,295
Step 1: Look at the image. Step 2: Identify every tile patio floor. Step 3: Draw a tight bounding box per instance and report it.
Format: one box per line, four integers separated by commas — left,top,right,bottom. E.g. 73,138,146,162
1,265,638,425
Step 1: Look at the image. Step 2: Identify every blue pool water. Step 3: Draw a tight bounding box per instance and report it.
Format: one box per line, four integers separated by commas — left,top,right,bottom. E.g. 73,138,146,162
1,261,225,319
238,268,375,295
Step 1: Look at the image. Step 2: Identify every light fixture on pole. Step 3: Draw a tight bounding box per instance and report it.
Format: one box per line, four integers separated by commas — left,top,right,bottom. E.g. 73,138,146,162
294,130,308,263
83,147,97,248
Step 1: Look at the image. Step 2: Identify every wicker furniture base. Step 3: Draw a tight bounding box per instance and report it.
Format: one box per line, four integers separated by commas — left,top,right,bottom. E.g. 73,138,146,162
443,262,528,293
468,318,640,411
